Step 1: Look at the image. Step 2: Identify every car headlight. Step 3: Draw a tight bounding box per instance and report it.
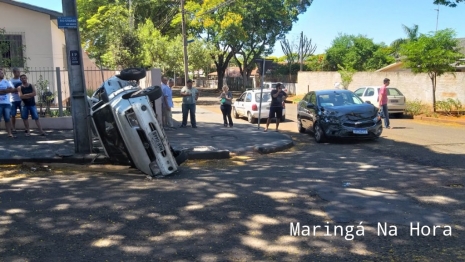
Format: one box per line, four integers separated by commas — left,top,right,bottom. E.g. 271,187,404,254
126,109,140,128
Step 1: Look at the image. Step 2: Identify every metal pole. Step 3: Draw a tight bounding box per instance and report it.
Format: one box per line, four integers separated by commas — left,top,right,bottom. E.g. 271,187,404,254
62,0,92,154
55,67,63,117
181,0,189,82
257,58,265,129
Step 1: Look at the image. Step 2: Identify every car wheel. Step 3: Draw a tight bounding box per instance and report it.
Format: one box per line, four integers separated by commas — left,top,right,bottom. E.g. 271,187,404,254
118,68,147,81
233,107,239,119
130,85,163,100
247,112,256,123
280,115,286,122
297,117,306,133
314,122,326,143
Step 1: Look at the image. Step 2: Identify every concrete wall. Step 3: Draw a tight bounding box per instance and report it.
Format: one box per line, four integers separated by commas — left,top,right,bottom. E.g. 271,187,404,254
296,71,465,106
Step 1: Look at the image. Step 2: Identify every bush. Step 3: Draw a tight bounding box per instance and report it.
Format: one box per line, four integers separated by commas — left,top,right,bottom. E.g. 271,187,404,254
405,99,427,116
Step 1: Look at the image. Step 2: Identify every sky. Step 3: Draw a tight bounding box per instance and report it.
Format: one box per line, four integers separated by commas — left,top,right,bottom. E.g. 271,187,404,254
19,0,465,56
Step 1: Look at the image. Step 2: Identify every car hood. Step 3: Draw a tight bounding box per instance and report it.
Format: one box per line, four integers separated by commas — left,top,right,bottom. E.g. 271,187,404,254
323,104,377,119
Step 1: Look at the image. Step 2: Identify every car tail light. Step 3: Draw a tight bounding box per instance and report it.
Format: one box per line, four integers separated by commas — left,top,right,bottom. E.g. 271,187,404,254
252,104,258,111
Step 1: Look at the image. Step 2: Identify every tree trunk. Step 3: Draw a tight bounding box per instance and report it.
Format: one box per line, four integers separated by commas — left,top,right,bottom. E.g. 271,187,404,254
430,73,437,112
217,68,225,90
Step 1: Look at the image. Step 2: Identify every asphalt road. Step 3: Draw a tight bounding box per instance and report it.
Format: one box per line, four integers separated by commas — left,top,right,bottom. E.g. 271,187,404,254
1,103,465,261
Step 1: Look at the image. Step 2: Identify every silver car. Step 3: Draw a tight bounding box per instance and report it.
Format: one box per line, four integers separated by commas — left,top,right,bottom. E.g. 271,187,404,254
89,68,186,177
354,86,406,117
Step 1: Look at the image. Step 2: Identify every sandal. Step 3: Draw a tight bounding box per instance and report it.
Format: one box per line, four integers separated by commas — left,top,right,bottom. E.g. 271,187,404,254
9,135,17,138
40,133,47,136
25,131,30,137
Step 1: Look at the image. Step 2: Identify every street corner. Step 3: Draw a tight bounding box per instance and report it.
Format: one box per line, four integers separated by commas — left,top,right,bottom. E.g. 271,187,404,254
185,146,230,160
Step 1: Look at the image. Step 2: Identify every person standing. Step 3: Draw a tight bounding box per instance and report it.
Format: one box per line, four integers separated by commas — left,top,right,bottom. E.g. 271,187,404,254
18,74,46,136
219,85,233,127
179,79,199,128
160,76,170,128
378,78,390,129
264,83,287,132
10,68,22,133
0,68,15,138
162,78,175,129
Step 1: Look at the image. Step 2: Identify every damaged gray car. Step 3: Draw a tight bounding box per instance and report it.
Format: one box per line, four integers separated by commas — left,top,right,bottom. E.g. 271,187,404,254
297,89,383,143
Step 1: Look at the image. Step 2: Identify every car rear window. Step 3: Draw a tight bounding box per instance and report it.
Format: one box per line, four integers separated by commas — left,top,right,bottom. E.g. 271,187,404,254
255,92,272,102
388,88,403,96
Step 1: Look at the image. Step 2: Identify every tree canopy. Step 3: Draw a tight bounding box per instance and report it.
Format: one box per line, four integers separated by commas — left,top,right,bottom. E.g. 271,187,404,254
400,29,464,111
433,0,464,7
325,34,394,71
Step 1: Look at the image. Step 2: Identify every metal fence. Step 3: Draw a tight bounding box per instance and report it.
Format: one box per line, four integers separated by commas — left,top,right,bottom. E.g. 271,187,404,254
1,67,154,106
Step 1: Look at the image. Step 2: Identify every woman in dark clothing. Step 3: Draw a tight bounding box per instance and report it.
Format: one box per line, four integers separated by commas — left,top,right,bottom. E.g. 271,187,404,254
219,85,233,127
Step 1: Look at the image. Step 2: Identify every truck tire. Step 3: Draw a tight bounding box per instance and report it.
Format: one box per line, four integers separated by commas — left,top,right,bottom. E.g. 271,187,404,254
118,68,146,81
130,85,163,101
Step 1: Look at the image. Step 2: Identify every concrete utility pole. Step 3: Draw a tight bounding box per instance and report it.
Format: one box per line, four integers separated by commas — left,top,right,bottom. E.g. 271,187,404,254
62,0,92,154
181,0,189,82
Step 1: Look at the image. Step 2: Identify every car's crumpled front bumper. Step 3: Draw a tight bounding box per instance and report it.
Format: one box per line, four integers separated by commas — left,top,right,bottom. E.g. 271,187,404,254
321,117,383,139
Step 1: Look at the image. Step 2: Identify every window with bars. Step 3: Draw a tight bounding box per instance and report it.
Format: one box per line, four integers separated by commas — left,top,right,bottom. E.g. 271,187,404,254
0,34,25,68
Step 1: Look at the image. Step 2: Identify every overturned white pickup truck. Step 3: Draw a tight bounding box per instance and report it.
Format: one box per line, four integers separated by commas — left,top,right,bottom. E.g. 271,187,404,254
88,68,186,177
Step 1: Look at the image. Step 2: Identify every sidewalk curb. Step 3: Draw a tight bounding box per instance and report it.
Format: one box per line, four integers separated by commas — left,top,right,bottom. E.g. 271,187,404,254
414,116,465,126
0,154,111,165
254,134,294,154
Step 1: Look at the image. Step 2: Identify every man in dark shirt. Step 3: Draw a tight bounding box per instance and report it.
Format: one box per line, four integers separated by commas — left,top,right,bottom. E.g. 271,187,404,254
17,74,46,136
264,83,287,132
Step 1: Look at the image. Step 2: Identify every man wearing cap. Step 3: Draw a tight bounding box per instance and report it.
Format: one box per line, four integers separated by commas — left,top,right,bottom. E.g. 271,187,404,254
179,79,199,128
378,78,390,129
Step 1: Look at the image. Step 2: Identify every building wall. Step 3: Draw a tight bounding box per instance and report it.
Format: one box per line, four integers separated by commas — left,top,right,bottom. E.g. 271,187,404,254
296,71,465,106
0,3,54,69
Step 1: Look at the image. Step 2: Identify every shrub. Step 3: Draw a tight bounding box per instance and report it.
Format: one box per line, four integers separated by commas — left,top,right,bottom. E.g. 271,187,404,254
446,98,463,116
405,99,427,116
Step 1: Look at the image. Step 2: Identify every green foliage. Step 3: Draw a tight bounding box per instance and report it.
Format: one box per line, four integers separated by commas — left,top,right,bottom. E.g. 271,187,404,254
434,0,464,7
325,34,394,71
273,63,306,75
436,98,463,116
405,99,427,116
400,28,464,111
305,54,327,71
49,110,72,117
337,65,356,89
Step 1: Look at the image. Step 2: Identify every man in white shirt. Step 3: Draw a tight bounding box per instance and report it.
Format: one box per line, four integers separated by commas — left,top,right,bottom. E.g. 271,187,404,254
162,78,175,129
10,68,22,133
0,68,16,138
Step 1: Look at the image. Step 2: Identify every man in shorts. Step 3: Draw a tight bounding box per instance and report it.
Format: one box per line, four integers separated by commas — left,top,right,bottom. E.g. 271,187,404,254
264,83,287,132
10,68,22,133
17,74,46,136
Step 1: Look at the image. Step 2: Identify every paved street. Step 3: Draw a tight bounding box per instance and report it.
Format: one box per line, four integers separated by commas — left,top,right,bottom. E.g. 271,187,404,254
1,103,465,261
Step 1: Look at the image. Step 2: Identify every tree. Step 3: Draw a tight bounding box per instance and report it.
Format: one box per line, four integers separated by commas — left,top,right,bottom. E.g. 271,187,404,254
434,0,464,7
390,24,419,59
400,29,464,111
188,39,214,79
183,0,313,89
325,34,394,71
337,65,356,90
298,32,317,71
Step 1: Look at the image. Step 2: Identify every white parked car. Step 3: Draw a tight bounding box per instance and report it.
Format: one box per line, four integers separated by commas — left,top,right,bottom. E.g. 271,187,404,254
233,89,286,123
263,82,288,93
354,86,406,117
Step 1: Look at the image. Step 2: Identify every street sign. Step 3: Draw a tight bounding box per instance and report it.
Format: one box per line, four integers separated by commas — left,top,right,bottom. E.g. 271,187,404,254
70,50,80,66
58,16,77,29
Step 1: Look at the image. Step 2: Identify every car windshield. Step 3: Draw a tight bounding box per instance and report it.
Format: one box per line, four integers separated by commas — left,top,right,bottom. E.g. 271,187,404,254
317,92,364,107
255,92,272,102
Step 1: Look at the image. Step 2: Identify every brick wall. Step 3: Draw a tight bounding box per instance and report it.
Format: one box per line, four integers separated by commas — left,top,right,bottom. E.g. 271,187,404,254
296,71,465,106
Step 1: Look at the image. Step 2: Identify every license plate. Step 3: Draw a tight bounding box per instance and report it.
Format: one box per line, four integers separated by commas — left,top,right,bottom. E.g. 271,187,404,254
390,100,398,103
149,131,166,153
353,129,368,135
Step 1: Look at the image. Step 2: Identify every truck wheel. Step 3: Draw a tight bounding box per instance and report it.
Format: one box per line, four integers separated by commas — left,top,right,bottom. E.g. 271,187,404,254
118,68,146,81
130,85,163,100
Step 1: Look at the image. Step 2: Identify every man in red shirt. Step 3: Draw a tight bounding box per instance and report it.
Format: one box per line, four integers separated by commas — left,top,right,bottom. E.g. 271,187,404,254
378,78,390,129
